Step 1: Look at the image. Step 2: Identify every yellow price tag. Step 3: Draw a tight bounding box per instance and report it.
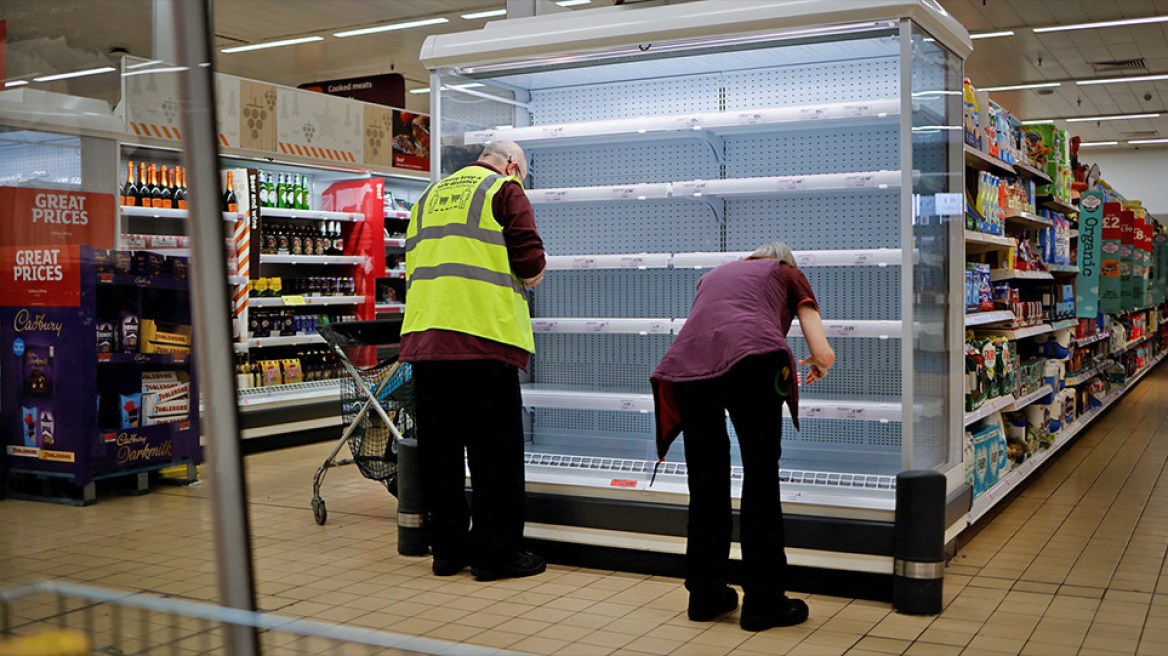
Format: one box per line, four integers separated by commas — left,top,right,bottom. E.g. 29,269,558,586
282,295,306,306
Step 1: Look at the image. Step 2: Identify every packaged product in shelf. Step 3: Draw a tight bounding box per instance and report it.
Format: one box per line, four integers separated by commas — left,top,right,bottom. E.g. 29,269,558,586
281,359,304,384
965,332,987,411
141,319,192,354
261,360,283,387
120,312,140,353
963,78,979,148
972,424,1007,497
1002,412,1030,463
1044,359,1065,392
981,338,1000,398
1022,124,1063,195
21,406,37,446
963,430,976,487
1024,403,1051,440
997,338,1017,395
120,392,142,429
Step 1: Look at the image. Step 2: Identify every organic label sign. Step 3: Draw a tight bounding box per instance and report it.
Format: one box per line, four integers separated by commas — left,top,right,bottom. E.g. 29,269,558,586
1076,192,1103,318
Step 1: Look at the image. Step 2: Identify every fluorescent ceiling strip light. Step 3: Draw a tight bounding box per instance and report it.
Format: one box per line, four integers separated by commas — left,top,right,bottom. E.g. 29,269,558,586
1077,73,1168,86
32,66,117,82
556,0,592,6
221,36,322,53
1065,113,1160,122
462,8,506,19
979,82,1062,92
408,87,430,95
970,30,1015,39
1021,119,1055,125
334,17,448,38
4,80,30,87
1128,138,1168,144
1033,15,1168,33
1079,141,1119,147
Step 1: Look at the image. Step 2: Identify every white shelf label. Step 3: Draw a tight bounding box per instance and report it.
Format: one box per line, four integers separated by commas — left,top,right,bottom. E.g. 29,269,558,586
531,320,558,332
585,321,609,332
853,252,873,265
619,399,639,411
737,112,765,125
803,406,825,418
571,257,597,269
540,125,566,139
800,108,825,120
843,104,872,117
846,174,875,189
826,324,858,337
935,193,963,216
619,255,646,268
778,177,806,192
837,406,866,420
541,190,569,203
646,321,670,334
610,187,640,200
780,491,806,503
678,181,708,196
673,115,702,129
796,253,817,267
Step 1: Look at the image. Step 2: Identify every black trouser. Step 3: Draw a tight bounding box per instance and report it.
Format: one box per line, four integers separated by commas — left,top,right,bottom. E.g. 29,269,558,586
672,354,788,603
412,359,526,566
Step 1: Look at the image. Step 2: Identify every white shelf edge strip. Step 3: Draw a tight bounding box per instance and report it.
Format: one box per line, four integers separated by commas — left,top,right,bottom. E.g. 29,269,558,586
969,352,1165,523
545,249,903,271
529,171,901,204
965,311,1016,327
519,388,903,421
1007,385,1053,412
249,296,365,307
121,206,240,222
963,394,1015,426
259,255,365,265
531,318,672,335
260,207,364,222
670,319,906,339
465,99,901,146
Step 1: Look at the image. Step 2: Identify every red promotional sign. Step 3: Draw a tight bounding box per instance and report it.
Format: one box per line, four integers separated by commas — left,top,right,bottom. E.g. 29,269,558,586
0,245,81,307
1101,202,1122,242
0,187,116,249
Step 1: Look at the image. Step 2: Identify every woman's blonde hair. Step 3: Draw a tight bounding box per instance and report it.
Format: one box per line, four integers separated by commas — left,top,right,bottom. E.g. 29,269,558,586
747,241,797,267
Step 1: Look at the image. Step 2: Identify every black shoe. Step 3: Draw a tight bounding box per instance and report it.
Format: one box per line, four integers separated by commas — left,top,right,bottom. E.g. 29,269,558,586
432,558,468,576
688,585,739,622
471,551,546,581
740,597,809,631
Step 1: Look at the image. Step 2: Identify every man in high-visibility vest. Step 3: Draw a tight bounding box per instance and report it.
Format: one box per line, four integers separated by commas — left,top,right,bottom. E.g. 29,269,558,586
401,140,547,581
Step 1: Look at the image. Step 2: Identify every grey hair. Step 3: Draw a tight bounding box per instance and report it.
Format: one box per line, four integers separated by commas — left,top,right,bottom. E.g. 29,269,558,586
749,242,797,267
480,140,525,163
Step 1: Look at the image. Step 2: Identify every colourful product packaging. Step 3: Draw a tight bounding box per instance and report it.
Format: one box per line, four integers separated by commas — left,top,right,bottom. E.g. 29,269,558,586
121,312,140,353
121,393,142,429
23,345,54,395
38,409,55,447
97,321,116,353
21,407,37,447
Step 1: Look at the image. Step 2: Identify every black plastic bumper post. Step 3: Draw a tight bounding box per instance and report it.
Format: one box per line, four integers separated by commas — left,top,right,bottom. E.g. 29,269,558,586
893,470,946,614
396,438,429,556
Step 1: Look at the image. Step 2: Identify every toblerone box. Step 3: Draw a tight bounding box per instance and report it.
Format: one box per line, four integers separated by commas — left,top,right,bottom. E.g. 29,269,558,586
141,320,193,353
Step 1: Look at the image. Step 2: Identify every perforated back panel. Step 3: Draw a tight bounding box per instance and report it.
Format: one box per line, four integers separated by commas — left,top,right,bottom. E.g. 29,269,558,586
797,267,901,321
786,336,900,399
534,141,719,188
723,57,898,109
0,139,82,185
533,333,672,392
724,127,899,178
724,193,900,250
536,74,723,123
536,201,721,255
533,268,703,319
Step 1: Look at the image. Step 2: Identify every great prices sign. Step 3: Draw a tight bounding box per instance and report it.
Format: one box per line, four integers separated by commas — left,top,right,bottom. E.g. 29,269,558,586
0,187,116,249
0,245,81,307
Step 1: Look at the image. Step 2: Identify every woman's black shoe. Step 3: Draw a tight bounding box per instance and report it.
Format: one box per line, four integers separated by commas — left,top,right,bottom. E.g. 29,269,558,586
740,597,808,631
687,585,739,621
471,551,546,581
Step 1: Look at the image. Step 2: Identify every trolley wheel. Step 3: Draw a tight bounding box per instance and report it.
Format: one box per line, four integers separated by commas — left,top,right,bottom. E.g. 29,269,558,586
312,496,327,525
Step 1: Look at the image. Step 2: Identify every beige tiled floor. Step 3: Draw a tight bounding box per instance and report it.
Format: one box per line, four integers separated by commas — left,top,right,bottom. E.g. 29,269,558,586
4,364,1168,654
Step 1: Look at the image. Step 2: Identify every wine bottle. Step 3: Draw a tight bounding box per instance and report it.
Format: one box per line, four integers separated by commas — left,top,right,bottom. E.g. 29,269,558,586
123,161,137,206
136,163,149,208
146,164,161,208
175,167,188,210
331,220,344,255
159,166,174,209
223,170,238,213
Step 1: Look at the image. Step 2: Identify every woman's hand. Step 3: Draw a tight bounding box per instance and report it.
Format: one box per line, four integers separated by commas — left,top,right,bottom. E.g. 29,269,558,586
800,354,832,384
795,304,835,384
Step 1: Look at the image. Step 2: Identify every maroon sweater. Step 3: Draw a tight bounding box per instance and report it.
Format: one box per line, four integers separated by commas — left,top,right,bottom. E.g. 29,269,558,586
399,162,546,371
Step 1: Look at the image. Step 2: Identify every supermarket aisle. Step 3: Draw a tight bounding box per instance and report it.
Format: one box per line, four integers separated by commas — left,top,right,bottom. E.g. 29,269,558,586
2,363,1168,655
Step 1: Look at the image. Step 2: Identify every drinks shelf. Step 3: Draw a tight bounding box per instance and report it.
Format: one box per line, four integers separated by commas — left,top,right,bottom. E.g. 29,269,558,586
237,379,342,409
240,334,327,350
385,237,406,248
374,303,405,313
121,205,240,222
384,267,406,279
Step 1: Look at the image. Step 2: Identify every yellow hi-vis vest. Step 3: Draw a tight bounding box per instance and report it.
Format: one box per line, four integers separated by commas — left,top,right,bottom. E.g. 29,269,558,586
402,165,535,353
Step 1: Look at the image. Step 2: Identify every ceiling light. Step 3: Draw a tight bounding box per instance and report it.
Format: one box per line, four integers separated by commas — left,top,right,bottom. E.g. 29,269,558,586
32,66,117,83
979,82,1062,92
123,66,188,77
334,17,449,38
462,8,507,19
1077,73,1168,86
1078,141,1119,147
221,36,323,53
1128,138,1168,144
5,80,30,88
408,87,431,95
1021,119,1055,125
969,30,1015,40
1065,113,1160,122
1033,15,1168,34
556,0,592,5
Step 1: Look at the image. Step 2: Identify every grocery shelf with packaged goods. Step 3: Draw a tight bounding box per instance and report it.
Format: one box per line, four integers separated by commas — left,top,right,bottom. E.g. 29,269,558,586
959,75,1168,536
422,1,969,586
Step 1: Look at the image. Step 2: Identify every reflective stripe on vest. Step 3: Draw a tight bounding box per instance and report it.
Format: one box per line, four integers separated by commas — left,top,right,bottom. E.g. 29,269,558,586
402,166,534,353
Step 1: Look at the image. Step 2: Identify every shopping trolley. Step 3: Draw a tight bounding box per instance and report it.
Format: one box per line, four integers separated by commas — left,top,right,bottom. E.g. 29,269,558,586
311,320,415,526
1,581,531,655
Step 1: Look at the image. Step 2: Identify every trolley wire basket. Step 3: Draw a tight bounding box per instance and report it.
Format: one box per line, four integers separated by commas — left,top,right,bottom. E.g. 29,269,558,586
311,320,415,525
0,581,530,655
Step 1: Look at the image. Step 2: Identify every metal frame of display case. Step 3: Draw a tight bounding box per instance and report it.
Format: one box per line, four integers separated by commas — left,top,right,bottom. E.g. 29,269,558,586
421,0,972,600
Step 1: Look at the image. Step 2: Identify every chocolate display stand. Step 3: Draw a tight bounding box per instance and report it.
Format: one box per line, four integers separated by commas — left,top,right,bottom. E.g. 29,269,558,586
1,246,200,504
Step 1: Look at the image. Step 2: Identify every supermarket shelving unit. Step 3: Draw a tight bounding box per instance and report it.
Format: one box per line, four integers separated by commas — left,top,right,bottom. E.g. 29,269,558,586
422,0,971,595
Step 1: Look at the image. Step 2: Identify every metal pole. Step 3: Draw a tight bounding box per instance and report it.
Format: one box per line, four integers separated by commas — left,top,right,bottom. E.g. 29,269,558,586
162,0,258,653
